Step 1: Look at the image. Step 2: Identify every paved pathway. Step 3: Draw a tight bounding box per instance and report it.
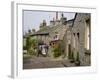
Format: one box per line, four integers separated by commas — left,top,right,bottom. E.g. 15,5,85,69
23,56,76,69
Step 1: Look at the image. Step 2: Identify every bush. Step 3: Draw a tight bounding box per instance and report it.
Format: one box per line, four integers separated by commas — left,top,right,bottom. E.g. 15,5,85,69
23,46,27,50
76,52,79,61
53,43,62,58
75,52,80,66
26,37,38,55
70,51,75,63
53,48,61,58
71,51,75,60
28,48,33,55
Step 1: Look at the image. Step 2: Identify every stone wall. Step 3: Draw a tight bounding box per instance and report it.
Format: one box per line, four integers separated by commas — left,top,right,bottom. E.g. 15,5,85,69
72,13,91,65
63,13,91,66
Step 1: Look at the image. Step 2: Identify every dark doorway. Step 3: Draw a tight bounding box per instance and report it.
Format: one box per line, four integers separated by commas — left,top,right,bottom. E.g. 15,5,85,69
68,44,71,59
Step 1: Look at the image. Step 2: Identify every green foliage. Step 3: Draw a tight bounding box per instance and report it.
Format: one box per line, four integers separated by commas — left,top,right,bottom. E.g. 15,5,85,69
71,51,74,60
26,36,38,55
23,46,27,50
76,52,79,61
31,39,38,48
53,43,62,58
28,48,33,55
75,52,80,66
53,48,61,58
26,36,30,52
69,51,75,63
68,52,71,59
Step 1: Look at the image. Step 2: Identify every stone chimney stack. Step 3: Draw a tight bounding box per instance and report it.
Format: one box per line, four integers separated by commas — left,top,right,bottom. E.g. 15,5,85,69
60,13,67,25
43,20,46,26
56,12,58,20
32,29,35,33
28,29,31,34
61,13,64,18
40,20,47,29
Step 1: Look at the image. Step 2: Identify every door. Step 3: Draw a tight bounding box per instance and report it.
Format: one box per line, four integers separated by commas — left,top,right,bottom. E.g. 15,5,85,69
68,44,71,59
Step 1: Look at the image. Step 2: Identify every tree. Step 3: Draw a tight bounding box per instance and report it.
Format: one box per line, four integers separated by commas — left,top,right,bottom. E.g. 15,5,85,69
26,36,38,55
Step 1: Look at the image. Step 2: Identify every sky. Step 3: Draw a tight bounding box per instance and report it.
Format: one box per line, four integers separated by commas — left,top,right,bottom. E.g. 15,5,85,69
23,10,75,34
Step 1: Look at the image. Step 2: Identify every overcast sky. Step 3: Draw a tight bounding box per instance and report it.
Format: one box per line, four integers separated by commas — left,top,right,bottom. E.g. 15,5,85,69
23,10,75,34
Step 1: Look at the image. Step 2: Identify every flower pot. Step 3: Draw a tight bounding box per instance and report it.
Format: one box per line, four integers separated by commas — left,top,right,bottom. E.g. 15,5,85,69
75,61,80,66
70,59,74,63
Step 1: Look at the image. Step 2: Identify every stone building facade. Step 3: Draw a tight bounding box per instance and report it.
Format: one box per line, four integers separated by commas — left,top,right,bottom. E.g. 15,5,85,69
63,13,91,66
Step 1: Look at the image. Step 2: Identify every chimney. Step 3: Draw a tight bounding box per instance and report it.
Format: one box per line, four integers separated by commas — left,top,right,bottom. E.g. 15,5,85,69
43,20,46,26
56,12,58,20
32,29,35,33
61,13,64,18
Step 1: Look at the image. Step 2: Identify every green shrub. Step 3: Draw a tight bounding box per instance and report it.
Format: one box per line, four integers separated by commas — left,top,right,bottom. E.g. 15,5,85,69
53,48,61,58
28,48,33,55
75,52,80,66
76,52,79,61
26,37,38,55
23,46,27,50
53,43,62,58
69,51,75,63
71,51,74,59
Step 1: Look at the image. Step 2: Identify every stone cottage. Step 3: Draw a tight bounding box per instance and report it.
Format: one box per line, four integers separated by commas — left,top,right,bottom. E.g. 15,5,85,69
63,13,91,66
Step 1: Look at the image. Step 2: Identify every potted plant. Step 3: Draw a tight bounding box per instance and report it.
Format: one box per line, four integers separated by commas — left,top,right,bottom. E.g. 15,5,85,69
75,52,80,66
70,51,75,63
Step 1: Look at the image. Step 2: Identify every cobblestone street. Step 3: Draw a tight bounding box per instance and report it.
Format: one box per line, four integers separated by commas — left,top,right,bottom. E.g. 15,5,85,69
23,56,76,69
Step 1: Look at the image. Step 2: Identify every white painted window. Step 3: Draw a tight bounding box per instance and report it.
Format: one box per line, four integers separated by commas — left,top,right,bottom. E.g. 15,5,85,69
85,19,90,50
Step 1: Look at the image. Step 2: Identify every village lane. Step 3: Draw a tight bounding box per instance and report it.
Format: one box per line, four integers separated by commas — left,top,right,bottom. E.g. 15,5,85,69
23,56,76,69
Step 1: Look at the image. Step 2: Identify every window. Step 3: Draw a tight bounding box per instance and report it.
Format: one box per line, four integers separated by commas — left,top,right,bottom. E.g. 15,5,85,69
85,19,90,50
73,33,75,48
77,32,79,40
54,32,59,40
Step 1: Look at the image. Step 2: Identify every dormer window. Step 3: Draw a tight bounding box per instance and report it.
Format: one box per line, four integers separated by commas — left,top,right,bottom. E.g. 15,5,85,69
54,32,59,40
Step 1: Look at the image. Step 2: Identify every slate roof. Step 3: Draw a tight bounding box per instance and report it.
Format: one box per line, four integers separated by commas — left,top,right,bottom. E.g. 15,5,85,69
24,15,75,41
33,24,68,41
